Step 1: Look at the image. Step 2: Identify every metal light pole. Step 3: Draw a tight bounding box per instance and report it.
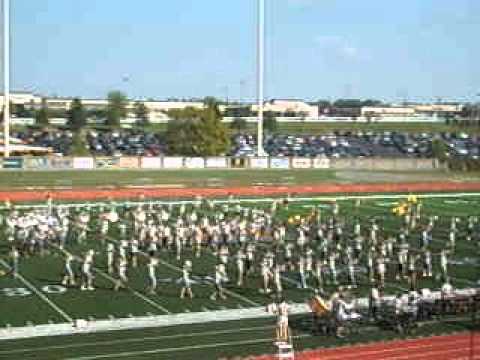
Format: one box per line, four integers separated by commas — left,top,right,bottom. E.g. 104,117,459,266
257,0,265,156
2,0,10,158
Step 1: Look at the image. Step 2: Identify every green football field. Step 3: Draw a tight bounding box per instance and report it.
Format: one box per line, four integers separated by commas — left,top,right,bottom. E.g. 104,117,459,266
0,193,479,359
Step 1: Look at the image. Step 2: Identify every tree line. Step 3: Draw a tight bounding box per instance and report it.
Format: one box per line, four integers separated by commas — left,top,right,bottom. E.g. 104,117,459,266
0,91,149,130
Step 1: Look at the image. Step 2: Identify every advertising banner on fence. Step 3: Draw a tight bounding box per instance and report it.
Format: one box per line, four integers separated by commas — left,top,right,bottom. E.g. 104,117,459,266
163,157,184,169
270,158,290,169
119,157,140,169
184,157,205,169
73,157,95,170
50,157,73,169
141,157,161,169
24,157,50,170
292,158,312,169
249,157,269,169
313,157,330,169
95,157,120,169
2,157,23,169
205,157,228,168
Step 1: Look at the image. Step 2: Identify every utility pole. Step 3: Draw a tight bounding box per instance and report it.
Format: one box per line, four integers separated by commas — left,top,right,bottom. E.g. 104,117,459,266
257,0,265,156
2,0,10,157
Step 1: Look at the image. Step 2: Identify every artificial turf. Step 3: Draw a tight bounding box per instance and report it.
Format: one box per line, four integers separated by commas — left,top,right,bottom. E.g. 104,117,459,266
0,194,479,359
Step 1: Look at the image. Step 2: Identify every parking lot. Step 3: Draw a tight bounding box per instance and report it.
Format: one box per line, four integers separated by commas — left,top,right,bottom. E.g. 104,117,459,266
12,128,480,159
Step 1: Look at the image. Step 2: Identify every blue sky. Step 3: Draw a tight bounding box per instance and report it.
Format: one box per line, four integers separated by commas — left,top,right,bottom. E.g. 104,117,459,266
6,0,480,102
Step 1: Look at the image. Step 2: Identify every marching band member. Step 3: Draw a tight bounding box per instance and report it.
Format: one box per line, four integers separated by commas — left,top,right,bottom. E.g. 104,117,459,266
314,259,325,293
236,248,246,286
276,299,290,342
10,247,20,278
440,249,450,281
114,257,128,291
328,251,338,285
147,257,158,294
130,239,139,268
261,257,273,294
107,243,115,274
423,250,432,277
81,249,95,291
273,263,283,295
180,260,194,299
211,264,228,300
62,253,76,286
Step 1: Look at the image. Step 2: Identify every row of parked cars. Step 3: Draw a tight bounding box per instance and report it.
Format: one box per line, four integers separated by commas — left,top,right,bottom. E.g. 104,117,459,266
230,132,480,159
11,129,480,159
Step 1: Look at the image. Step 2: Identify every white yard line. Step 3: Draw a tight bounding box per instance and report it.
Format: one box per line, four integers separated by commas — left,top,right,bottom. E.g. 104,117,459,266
0,325,273,355
7,191,480,210
0,259,73,323
51,245,171,315
64,334,311,360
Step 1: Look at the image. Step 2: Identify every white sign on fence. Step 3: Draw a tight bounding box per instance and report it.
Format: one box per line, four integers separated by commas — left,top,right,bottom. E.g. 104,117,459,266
250,157,269,169
205,157,228,168
73,157,94,170
184,157,205,169
163,157,184,169
270,158,290,169
141,157,162,169
313,157,331,169
292,158,312,169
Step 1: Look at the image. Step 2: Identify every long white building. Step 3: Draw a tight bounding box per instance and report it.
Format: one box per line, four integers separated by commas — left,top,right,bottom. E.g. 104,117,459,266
0,92,464,125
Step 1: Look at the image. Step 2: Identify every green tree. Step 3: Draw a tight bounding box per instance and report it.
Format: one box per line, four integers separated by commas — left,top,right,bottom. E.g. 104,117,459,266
197,101,230,155
69,131,90,156
35,98,49,127
263,111,278,133
230,117,247,133
87,109,107,122
166,110,201,156
166,100,230,156
361,99,383,107
316,100,331,115
13,103,34,118
134,101,149,126
333,99,363,108
203,96,219,110
106,91,128,127
67,98,87,131
432,138,449,164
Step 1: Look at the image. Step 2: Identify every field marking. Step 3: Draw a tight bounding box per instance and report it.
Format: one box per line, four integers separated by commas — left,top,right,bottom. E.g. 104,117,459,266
106,235,261,307
51,245,171,315
64,334,311,360
0,259,73,323
0,325,273,355
7,191,480,210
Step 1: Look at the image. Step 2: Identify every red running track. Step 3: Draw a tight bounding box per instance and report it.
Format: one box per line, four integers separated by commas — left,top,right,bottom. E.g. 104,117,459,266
3,181,480,202
253,332,479,360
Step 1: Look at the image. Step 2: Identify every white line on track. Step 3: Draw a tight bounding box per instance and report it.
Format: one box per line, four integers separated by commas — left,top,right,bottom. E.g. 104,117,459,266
64,334,311,360
0,259,73,323
51,245,171,315
0,325,274,355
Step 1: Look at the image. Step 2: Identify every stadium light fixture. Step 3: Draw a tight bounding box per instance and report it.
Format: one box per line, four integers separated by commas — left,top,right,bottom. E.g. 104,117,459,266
257,0,265,156
2,0,10,158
